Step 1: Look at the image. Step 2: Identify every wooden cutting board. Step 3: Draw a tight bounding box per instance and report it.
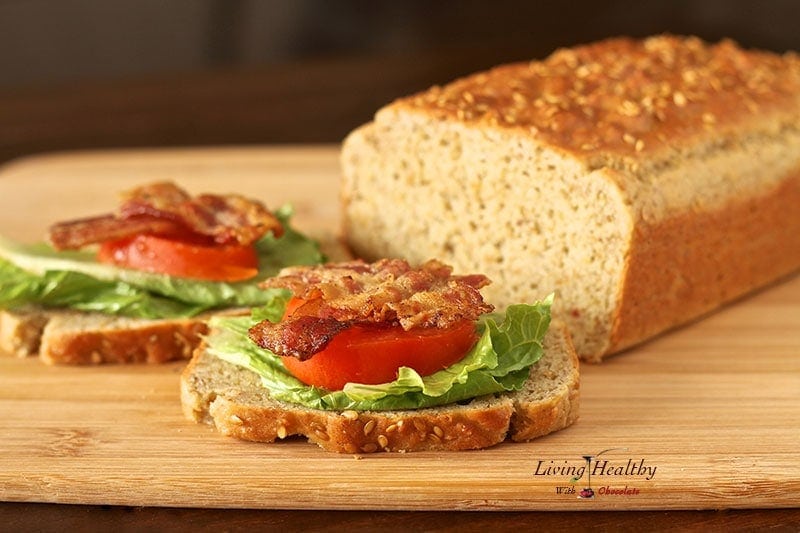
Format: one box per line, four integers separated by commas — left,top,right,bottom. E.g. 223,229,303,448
0,146,798,511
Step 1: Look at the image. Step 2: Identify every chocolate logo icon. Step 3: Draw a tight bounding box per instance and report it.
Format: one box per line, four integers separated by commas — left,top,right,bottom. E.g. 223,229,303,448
570,448,628,499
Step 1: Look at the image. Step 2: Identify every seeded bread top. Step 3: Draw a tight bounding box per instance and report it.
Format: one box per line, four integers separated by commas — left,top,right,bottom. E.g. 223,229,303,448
389,35,800,173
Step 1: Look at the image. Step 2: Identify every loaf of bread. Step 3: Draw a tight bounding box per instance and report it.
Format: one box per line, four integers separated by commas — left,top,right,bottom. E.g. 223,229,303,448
181,320,579,453
341,35,800,361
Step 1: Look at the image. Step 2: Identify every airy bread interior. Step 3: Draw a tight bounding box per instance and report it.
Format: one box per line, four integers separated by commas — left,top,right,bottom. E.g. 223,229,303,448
342,118,632,358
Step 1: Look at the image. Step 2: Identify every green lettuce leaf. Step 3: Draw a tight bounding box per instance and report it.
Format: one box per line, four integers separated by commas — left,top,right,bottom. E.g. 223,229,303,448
0,205,322,318
206,294,553,411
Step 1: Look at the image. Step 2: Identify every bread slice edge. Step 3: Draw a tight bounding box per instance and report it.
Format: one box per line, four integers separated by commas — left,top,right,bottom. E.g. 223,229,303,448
0,307,208,364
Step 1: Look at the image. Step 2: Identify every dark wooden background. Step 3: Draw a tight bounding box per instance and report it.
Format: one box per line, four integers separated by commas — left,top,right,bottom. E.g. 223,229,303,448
2,1,800,529
1,0,800,164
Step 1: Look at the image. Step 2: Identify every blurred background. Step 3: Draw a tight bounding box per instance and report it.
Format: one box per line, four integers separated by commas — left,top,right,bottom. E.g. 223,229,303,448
0,0,799,164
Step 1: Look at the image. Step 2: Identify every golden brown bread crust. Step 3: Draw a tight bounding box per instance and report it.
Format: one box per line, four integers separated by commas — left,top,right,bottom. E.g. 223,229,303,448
181,321,579,453
0,307,216,365
609,171,800,355
209,395,513,453
37,312,208,365
397,35,800,166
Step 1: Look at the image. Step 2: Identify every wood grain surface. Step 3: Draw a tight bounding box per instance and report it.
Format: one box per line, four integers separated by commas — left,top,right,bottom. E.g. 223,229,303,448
0,146,798,511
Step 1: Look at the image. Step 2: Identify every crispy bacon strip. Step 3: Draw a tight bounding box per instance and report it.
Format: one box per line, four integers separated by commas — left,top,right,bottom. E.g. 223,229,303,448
248,259,493,360
48,181,283,250
47,214,183,251
249,315,350,360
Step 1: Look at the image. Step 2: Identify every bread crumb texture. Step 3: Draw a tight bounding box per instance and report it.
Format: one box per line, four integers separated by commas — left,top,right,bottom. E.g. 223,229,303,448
341,35,800,361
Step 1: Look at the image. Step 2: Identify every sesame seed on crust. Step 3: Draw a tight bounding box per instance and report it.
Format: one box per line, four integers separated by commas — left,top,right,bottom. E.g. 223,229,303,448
398,35,800,168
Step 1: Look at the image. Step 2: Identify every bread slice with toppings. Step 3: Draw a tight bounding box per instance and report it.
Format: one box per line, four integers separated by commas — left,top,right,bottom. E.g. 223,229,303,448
0,306,210,365
0,181,326,365
38,311,210,365
180,320,579,453
0,307,212,364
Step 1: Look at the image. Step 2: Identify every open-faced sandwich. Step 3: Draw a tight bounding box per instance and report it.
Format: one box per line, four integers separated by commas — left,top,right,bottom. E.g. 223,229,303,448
181,258,579,453
0,181,323,364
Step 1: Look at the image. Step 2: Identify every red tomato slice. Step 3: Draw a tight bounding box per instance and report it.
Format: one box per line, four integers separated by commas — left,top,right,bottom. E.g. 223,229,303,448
97,234,259,282
279,297,478,390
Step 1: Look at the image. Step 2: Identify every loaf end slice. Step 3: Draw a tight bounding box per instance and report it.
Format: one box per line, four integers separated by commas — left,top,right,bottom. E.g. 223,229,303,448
181,321,579,453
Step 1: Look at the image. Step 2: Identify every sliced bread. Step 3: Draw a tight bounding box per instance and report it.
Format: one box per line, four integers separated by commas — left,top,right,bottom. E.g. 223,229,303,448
0,308,208,364
180,320,579,453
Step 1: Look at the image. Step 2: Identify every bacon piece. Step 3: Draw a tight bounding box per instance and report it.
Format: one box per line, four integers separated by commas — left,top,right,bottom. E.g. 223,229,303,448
249,315,349,361
249,259,493,359
120,182,284,245
48,181,283,250
48,214,183,251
